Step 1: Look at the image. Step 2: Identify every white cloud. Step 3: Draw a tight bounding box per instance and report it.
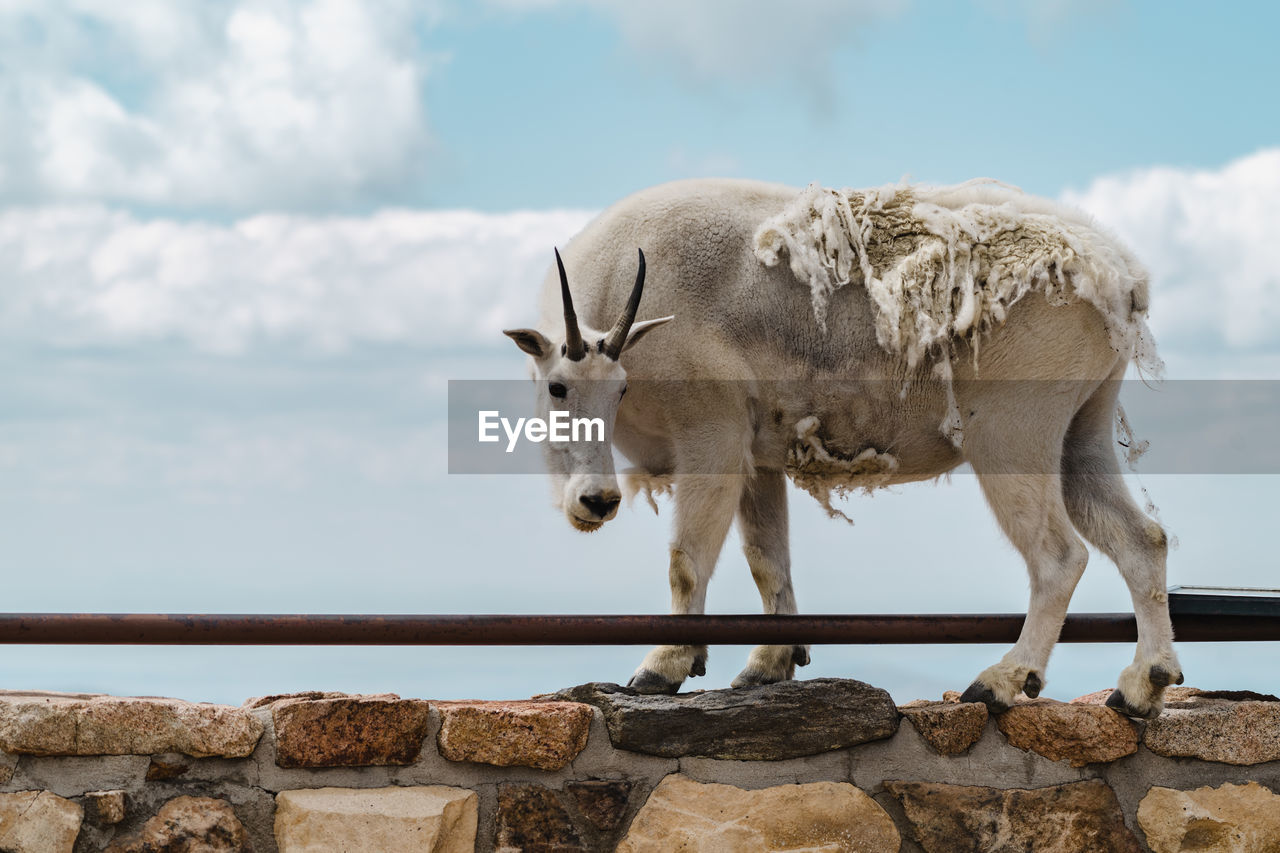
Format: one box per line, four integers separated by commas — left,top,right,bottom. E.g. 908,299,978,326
1063,148,1280,374
5,147,1278,372
0,0,437,210
0,205,594,352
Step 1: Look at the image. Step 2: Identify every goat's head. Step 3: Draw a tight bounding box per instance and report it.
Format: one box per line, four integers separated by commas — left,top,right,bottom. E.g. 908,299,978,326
503,248,672,531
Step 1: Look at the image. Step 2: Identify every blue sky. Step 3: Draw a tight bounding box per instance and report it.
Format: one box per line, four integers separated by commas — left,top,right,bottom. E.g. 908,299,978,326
1,0,1278,705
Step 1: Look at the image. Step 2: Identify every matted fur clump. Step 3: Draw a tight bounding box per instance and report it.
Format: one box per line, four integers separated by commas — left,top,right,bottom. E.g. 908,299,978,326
753,180,1162,377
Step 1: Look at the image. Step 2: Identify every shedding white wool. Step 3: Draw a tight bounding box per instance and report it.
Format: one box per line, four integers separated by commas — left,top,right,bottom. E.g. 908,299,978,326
753,181,1164,379
785,415,898,523
1113,403,1150,468
623,467,675,514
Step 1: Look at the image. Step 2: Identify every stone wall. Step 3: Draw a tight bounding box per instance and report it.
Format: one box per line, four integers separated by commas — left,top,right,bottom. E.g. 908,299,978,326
2,681,1279,852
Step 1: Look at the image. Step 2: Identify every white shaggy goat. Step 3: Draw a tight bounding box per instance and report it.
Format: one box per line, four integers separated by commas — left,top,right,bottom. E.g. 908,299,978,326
503,178,1182,718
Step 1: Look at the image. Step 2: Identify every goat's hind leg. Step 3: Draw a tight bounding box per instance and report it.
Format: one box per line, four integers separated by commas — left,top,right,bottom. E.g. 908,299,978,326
960,416,1090,712
1063,380,1181,718
731,468,809,687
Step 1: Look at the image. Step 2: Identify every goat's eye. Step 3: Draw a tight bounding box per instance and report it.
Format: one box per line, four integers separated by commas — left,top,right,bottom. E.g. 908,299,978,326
548,382,567,399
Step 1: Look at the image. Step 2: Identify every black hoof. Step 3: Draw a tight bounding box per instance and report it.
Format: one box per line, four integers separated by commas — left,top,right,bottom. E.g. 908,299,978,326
1022,672,1043,699
1149,665,1182,688
731,668,787,688
959,681,1009,713
1105,688,1158,720
690,653,707,678
627,669,681,695
792,645,811,667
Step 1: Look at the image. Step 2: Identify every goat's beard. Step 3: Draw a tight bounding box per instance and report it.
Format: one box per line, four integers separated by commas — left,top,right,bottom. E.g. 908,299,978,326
567,513,604,533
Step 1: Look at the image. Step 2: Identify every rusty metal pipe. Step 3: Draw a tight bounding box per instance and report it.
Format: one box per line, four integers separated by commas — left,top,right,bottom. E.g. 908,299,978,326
0,613,1276,645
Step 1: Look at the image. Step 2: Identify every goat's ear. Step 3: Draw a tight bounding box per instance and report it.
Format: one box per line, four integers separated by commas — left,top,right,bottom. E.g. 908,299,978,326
503,328,552,358
622,316,674,354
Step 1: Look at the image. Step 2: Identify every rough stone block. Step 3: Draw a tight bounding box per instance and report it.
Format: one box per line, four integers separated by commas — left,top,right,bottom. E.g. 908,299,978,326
436,700,592,770
0,690,262,758
886,778,1140,852
243,691,347,709
85,789,127,825
553,678,898,760
1144,694,1280,765
145,755,190,781
0,790,83,853
995,699,1138,766
1138,782,1280,852
272,693,432,767
617,774,898,851
900,700,988,755
496,784,584,852
275,785,477,853
105,796,248,852
566,780,631,831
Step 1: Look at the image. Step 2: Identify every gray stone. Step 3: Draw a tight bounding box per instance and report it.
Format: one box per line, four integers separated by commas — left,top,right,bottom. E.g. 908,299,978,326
552,678,898,760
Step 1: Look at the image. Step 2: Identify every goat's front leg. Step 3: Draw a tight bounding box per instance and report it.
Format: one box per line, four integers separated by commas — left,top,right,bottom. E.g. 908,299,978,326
732,468,809,687
628,472,744,695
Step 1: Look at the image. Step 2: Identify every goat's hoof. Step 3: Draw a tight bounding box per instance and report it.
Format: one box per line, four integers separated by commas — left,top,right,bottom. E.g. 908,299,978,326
627,669,681,695
1022,671,1043,698
791,645,811,667
959,681,1009,714
690,653,707,678
1149,665,1183,688
731,668,789,688
1105,688,1160,720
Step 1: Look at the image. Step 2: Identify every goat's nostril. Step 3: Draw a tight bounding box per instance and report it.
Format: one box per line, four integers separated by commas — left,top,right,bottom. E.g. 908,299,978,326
580,493,621,518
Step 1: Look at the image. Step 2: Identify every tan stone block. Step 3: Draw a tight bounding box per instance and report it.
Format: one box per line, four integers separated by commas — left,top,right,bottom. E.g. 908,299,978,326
243,691,347,709
1072,686,1206,706
1144,696,1280,765
617,774,899,852
996,698,1138,766
275,786,477,853
887,778,1140,852
1139,782,1280,853
85,790,127,825
436,700,592,770
0,690,262,758
272,694,432,767
106,796,248,852
0,790,83,853
900,700,988,755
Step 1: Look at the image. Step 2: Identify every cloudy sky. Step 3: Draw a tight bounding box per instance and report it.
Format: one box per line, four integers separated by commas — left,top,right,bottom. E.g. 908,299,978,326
1,0,1278,705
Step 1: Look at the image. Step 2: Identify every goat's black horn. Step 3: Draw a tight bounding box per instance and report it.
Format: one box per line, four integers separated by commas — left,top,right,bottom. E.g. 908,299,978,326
556,247,586,361
603,248,645,360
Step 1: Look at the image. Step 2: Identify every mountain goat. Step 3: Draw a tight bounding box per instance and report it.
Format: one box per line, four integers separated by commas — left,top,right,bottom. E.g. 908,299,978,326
503,178,1181,718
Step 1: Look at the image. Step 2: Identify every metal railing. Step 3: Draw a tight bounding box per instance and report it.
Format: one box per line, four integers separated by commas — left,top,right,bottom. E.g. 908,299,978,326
1,612,1277,645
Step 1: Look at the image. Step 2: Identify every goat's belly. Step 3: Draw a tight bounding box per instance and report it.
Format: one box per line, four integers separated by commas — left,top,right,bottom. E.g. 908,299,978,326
786,413,962,490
